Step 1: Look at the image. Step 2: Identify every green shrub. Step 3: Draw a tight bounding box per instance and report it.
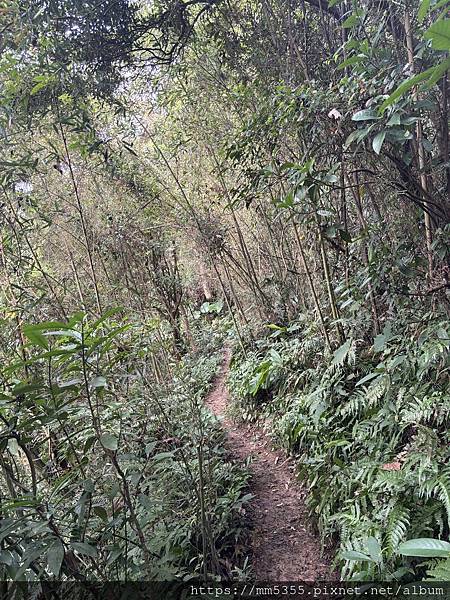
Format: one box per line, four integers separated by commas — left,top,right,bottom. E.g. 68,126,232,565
0,312,251,580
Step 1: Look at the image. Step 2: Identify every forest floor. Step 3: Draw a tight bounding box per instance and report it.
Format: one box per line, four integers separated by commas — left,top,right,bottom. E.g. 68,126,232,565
206,348,334,580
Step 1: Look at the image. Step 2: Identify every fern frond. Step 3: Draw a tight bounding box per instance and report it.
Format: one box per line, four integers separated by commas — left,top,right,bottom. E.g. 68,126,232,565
401,392,450,427
374,469,406,491
435,470,450,529
341,388,366,417
426,557,450,582
386,504,410,557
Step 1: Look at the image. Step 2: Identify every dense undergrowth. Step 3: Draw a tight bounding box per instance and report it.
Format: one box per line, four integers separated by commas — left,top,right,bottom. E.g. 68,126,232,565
0,313,250,581
228,310,450,581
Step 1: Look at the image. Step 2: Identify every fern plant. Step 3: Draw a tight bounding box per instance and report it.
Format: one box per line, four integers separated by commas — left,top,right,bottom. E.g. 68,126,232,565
228,313,450,580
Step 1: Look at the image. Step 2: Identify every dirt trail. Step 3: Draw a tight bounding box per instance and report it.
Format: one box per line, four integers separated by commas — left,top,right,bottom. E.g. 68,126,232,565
206,348,333,580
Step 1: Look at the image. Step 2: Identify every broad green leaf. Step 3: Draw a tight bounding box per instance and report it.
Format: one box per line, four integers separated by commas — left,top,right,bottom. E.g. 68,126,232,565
268,348,282,364
100,433,118,451
341,550,373,561
82,479,94,493
434,0,450,12
90,376,106,389
93,506,108,521
30,81,47,96
23,325,49,349
386,112,401,126
24,321,71,331
68,312,86,327
30,75,54,95
388,354,407,369
90,307,124,332
58,378,82,389
398,538,450,558
426,56,450,86
337,55,364,70
152,451,174,461
379,68,435,112
277,190,294,208
366,536,382,563
344,124,375,148
374,333,387,352
372,131,386,154
45,329,82,341
380,57,450,111
374,323,393,352
331,339,351,366
71,542,98,558
1,498,40,510
47,540,64,576
266,324,287,331
145,441,157,456
7,438,19,456
138,494,153,512
355,372,379,387
12,382,42,396
418,0,431,23
342,14,359,28
14,543,46,580
0,550,13,566
106,546,122,566
352,108,380,121
424,20,450,50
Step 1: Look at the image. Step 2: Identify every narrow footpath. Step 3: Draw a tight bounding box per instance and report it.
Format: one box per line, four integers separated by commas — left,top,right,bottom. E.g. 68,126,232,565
206,348,333,580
